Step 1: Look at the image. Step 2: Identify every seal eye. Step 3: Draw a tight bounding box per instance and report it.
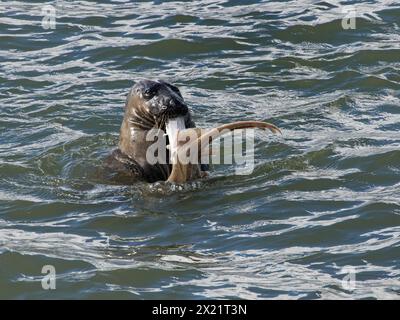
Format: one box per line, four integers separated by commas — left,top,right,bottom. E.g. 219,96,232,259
143,88,155,100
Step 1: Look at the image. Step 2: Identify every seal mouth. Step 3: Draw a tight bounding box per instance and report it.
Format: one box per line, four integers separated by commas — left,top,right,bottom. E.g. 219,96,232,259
155,103,188,132
162,103,189,119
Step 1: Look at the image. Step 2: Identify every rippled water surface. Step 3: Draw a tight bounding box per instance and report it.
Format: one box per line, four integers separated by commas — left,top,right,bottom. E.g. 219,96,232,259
1,0,400,299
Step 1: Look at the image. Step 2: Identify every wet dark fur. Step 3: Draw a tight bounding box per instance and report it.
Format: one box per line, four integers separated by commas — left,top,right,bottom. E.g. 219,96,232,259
104,79,202,183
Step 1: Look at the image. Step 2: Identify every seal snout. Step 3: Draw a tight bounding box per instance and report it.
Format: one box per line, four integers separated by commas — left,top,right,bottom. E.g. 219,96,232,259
162,96,188,118
134,79,189,118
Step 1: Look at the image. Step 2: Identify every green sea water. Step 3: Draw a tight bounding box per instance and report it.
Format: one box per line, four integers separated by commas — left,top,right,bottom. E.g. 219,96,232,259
0,0,399,299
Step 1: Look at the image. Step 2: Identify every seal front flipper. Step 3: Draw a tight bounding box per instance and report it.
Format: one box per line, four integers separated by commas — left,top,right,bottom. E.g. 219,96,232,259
102,149,146,184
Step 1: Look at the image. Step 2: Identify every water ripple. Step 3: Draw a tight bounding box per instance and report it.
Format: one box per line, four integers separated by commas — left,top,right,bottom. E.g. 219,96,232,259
0,0,399,299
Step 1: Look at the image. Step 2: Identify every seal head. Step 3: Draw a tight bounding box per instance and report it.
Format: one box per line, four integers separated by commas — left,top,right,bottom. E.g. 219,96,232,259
125,79,190,131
